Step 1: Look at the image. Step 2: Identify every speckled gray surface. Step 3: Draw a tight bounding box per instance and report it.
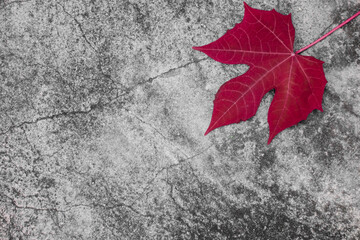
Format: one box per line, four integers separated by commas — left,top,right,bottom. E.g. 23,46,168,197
1,0,360,239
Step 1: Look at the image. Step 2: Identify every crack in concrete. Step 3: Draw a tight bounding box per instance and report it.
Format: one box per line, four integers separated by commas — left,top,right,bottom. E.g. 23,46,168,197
124,109,190,159
2,193,145,218
0,84,130,136
144,57,208,85
0,0,30,10
0,109,93,136
57,3,97,52
131,144,213,206
1,193,66,213
0,56,206,137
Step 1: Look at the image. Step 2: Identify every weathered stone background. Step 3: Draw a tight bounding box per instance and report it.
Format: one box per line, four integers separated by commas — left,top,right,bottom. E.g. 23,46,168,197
1,0,360,239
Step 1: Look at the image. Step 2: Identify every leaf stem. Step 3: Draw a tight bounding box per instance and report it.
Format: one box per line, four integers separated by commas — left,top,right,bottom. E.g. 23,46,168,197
296,9,360,54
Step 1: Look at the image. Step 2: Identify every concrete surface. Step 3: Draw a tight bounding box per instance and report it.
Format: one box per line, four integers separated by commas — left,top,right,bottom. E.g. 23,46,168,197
0,0,360,239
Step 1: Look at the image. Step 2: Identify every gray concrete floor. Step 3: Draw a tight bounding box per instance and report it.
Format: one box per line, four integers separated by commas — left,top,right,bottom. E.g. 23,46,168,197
1,0,360,239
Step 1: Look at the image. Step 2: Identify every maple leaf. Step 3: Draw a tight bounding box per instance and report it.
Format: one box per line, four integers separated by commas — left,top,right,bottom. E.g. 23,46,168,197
193,2,328,144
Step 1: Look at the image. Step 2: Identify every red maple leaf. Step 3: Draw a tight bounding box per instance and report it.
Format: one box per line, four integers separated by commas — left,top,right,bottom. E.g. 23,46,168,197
193,2,328,144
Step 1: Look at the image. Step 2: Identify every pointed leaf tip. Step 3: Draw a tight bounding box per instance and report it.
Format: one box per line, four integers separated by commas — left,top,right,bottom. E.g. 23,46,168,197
243,2,252,11
204,129,210,136
267,135,274,145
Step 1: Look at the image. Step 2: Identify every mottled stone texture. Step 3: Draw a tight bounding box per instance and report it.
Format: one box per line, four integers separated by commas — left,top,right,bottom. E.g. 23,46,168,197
0,0,359,239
